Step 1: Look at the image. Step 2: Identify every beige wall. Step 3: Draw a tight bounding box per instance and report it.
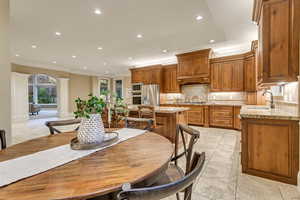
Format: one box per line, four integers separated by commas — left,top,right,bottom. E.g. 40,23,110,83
0,0,11,144
11,64,94,113
69,73,93,112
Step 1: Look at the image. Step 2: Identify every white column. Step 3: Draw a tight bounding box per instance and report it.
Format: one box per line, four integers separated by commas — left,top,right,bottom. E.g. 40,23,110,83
33,75,38,104
58,78,70,118
11,72,30,123
92,77,100,97
0,0,11,144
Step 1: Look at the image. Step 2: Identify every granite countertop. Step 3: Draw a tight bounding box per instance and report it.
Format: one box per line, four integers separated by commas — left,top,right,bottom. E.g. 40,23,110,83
128,105,189,114
161,101,245,106
240,105,300,121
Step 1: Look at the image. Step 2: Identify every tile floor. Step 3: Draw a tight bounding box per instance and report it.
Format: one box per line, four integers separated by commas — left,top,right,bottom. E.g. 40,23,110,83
11,120,300,200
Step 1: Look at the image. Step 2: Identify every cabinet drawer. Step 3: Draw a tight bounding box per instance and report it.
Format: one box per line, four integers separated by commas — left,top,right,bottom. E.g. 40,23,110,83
211,111,232,118
210,118,233,128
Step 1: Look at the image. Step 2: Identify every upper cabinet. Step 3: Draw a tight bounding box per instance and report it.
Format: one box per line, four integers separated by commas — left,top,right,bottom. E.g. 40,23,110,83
253,0,300,85
162,64,181,93
210,54,244,92
130,65,163,85
176,49,213,84
244,42,258,92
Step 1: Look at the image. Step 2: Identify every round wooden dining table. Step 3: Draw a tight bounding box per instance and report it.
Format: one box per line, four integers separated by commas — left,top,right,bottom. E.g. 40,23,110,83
0,131,174,200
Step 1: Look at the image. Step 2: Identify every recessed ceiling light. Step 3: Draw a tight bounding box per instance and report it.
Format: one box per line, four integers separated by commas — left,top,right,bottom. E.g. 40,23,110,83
196,15,203,21
94,9,102,15
97,47,103,50
83,66,87,70
103,62,107,66
209,40,215,43
137,34,143,38
162,49,168,53
128,57,133,60
15,54,20,57
72,55,77,58
31,45,37,49
55,32,62,36
52,61,57,64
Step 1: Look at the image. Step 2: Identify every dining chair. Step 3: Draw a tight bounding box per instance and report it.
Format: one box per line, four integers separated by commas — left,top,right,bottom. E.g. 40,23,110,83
0,129,6,149
117,152,205,200
45,119,81,134
148,124,200,191
138,105,157,127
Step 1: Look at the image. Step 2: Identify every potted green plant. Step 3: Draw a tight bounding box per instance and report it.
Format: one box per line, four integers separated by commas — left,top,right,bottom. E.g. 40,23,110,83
110,97,129,128
74,94,106,144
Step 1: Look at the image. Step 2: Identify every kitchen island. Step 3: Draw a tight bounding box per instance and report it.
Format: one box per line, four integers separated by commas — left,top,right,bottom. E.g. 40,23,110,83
240,105,300,185
128,106,189,143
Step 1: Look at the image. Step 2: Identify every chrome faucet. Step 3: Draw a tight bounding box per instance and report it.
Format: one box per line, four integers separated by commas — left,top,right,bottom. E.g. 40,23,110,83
263,90,275,109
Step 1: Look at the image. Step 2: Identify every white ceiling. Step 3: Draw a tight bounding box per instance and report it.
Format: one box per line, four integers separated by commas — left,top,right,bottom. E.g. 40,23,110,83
10,0,257,76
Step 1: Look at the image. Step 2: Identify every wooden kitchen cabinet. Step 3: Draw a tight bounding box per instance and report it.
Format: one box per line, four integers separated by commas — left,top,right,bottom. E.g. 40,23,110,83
233,106,241,130
131,68,144,84
209,106,234,128
176,49,212,84
130,65,163,85
253,0,300,84
244,47,257,92
187,106,205,126
162,64,180,93
210,54,244,92
241,118,299,184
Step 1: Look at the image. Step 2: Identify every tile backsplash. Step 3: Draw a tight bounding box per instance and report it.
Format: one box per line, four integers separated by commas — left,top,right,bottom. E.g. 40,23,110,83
160,84,246,103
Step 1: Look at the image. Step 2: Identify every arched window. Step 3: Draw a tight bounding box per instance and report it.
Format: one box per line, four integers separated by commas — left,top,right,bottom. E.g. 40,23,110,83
28,74,57,104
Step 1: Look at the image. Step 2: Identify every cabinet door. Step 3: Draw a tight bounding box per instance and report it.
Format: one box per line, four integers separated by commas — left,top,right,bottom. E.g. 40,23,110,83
233,106,241,130
162,65,180,93
259,0,299,83
192,54,210,77
257,17,263,84
231,60,244,91
177,56,194,78
211,63,222,91
244,55,257,92
150,68,162,85
131,70,143,83
242,119,299,184
221,63,233,91
187,106,204,126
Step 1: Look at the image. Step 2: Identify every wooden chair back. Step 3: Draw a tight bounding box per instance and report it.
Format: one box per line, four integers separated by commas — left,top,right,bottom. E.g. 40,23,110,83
45,119,81,135
173,124,200,175
124,117,154,131
138,105,156,127
117,152,205,200
0,130,7,150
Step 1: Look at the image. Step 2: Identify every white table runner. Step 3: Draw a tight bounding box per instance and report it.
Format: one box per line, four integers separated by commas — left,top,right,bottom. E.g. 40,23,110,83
0,128,147,187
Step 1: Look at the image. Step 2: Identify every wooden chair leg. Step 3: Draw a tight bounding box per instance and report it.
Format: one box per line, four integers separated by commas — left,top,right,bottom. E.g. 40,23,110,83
176,193,180,200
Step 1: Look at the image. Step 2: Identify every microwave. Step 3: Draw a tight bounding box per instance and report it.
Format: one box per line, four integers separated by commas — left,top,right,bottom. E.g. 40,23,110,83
132,83,142,92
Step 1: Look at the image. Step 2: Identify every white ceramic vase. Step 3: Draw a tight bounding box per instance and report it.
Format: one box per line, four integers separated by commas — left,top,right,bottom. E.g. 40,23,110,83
77,114,105,144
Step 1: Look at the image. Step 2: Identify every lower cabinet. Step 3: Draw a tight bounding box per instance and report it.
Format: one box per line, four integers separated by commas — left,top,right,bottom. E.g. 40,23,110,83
233,106,241,130
187,106,205,126
161,104,241,130
209,106,234,128
241,118,299,185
